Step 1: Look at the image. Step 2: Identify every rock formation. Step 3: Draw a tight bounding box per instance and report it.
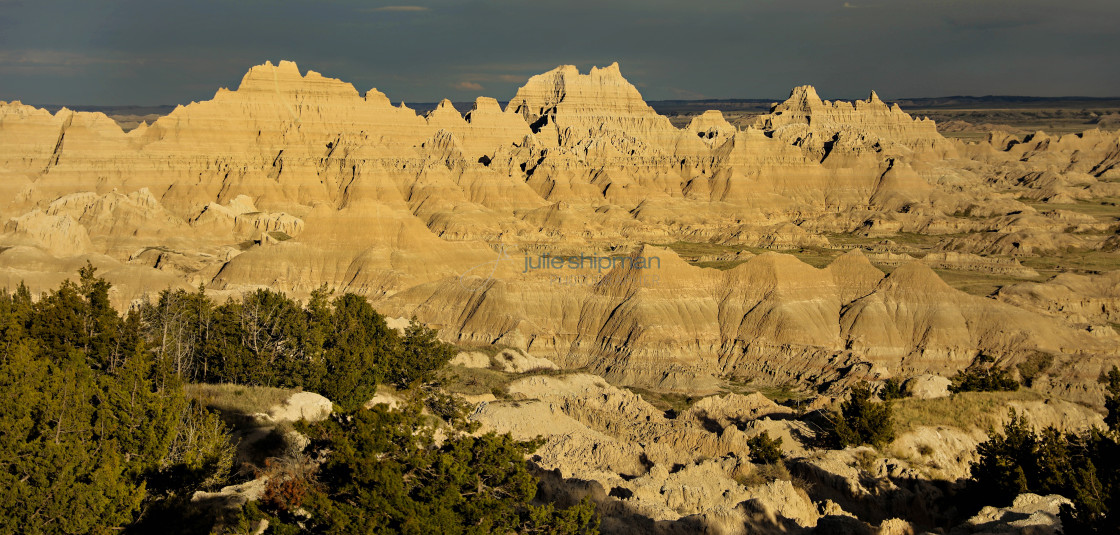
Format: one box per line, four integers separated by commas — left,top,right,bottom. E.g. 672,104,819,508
1,59,1118,401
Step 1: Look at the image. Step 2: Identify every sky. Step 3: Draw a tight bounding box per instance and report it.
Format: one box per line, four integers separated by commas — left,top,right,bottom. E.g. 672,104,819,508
0,0,1117,106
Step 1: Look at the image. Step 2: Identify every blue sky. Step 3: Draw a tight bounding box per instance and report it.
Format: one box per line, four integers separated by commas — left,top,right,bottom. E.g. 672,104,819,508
1,0,1117,105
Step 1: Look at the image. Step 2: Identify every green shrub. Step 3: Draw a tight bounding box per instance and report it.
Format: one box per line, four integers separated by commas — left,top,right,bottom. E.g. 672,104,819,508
950,356,1019,393
880,378,906,401
968,409,1120,532
747,431,784,465
259,404,599,534
1103,365,1120,433
142,286,457,410
393,319,457,388
854,449,878,472
0,267,235,533
424,388,481,432
1016,352,1054,387
832,382,896,448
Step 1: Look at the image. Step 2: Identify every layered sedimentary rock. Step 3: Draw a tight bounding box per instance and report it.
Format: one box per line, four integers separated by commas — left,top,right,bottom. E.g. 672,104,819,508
471,374,813,529
1,59,1118,396
459,365,1106,534
756,86,956,160
997,272,1120,327
383,246,1114,398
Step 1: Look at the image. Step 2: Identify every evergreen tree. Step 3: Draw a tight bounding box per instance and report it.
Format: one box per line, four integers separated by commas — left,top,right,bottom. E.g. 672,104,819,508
140,285,214,385
393,318,456,388
969,410,1120,532
0,273,235,533
747,431,784,465
0,272,470,531
297,285,333,392
320,293,396,409
252,404,598,534
1103,365,1120,433
0,282,31,350
949,355,1019,393
833,382,895,448
78,262,123,370
0,341,145,534
879,378,905,401
970,411,1035,502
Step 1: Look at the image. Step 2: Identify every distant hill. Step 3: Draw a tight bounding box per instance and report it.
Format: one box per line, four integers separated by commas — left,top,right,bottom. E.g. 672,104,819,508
888,95,1120,110
30,96,1120,124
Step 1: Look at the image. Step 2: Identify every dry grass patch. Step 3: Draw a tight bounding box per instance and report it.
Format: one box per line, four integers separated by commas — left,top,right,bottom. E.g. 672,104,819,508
626,386,702,416
931,268,1032,297
725,379,813,406
734,462,792,488
1024,198,1120,220
435,365,514,396
186,383,299,417
891,390,1044,434
658,241,744,260
1020,250,1120,275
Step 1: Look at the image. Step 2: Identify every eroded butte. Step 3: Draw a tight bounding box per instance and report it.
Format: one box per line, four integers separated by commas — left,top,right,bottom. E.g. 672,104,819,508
2,60,1119,401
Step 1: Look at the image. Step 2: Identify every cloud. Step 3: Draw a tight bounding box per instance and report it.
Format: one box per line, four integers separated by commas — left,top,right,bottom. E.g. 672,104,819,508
453,81,484,91
3,0,1120,104
0,50,141,74
365,5,429,12
494,74,528,83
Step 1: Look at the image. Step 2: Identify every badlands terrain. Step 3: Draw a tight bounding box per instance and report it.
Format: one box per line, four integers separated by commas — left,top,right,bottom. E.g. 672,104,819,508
3,60,1119,397
3,60,1120,533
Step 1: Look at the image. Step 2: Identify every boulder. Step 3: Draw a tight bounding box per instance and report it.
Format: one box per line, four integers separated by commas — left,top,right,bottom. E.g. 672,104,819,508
905,374,952,399
449,351,492,369
492,349,559,373
263,392,332,424
957,493,1072,535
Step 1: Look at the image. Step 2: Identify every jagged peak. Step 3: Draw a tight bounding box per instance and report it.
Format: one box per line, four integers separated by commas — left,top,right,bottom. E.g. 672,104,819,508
532,62,627,81
590,61,623,76
464,97,514,125
240,60,303,86
471,96,502,113
364,88,391,106
787,85,824,108
236,60,358,98
826,249,885,279
595,244,704,294
426,99,466,127
547,64,580,76
878,261,954,293
686,110,734,132
507,61,666,128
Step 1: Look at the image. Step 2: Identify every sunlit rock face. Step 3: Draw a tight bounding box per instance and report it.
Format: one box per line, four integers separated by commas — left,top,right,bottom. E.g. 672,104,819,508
1,59,1118,396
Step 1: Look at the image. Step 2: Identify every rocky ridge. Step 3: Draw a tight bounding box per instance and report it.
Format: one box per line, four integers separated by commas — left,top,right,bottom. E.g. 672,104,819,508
1,60,1119,399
